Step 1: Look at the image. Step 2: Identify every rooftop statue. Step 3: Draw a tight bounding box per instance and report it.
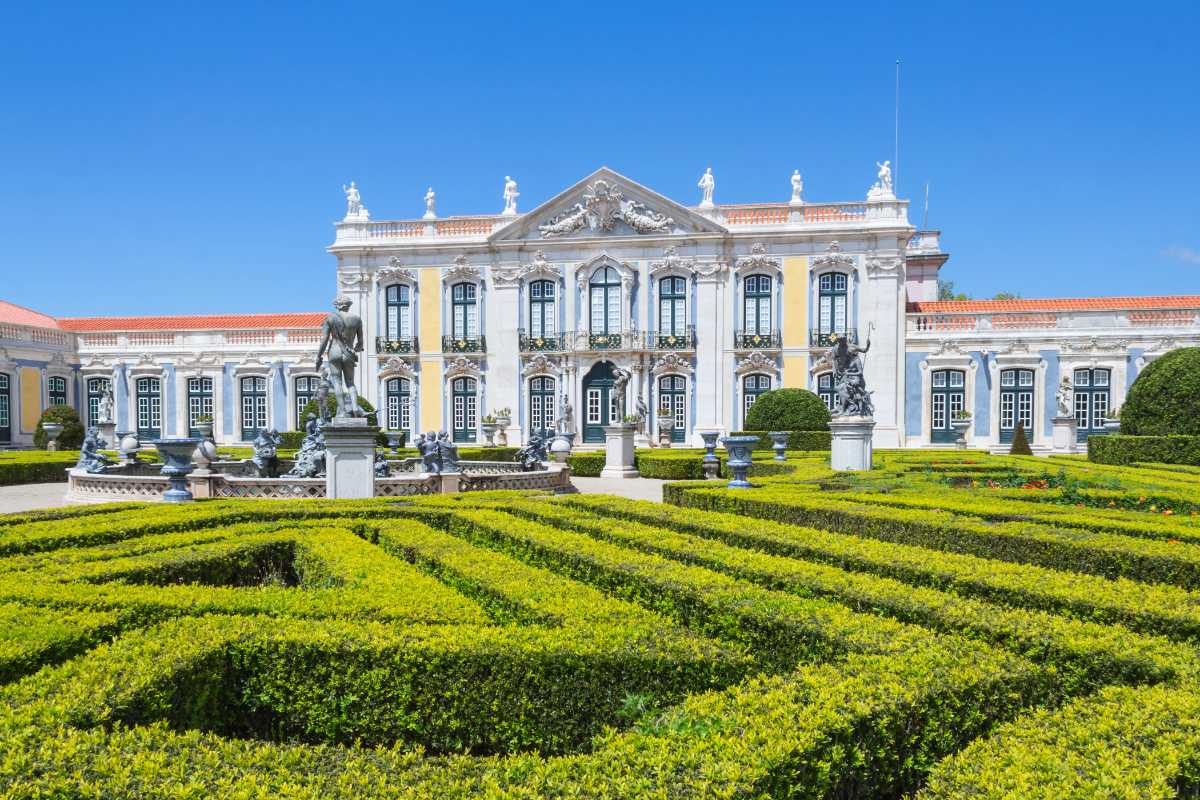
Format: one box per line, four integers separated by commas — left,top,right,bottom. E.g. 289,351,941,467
502,176,519,215
424,186,437,219
316,297,365,420
343,181,367,218
790,170,804,204
697,167,715,208
876,160,892,193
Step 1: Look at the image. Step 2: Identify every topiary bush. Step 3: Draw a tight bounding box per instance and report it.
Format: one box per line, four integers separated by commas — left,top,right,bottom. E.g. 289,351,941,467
33,405,85,450
744,389,831,433
1009,422,1033,456
1121,347,1200,436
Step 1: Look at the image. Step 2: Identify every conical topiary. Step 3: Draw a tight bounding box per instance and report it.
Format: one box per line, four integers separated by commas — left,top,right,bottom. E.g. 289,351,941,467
1009,421,1033,455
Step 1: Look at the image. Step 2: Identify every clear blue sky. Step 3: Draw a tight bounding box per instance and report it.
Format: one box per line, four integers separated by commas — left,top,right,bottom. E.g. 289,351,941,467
3,1,1197,316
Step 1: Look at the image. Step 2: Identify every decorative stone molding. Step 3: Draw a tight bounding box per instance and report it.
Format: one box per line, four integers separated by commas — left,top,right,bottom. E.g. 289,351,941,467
576,253,637,293
734,242,782,276
650,353,694,377
539,179,673,237
377,258,417,286
490,263,523,288
930,338,967,357
865,255,903,277
522,353,561,378
0,347,15,370
811,240,856,271
337,271,371,291
379,356,416,380
177,352,222,369
1061,336,1130,354
443,356,482,380
444,255,483,284
734,351,780,376
519,250,563,283
649,245,695,277
693,259,729,281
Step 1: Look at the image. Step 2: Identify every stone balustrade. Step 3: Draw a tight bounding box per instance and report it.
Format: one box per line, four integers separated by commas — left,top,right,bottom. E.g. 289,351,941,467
907,307,1200,336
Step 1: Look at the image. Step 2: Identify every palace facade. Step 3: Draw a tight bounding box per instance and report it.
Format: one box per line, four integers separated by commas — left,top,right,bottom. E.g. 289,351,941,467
2,167,1198,451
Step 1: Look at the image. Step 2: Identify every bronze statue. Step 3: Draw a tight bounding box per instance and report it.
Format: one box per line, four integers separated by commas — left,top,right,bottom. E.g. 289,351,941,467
316,297,365,420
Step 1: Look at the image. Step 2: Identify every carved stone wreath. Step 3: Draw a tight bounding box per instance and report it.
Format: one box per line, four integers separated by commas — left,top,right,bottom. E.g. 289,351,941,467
649,246,694,277
377,257,418,285
651,353,693,377
734,242,781,275
539,180,673,238
734,351,780,376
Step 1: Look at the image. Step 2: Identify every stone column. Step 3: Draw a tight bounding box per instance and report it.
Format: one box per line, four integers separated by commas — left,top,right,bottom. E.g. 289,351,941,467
693,262,729,441
487,272,522,443
862,252,905,448
324,417,380,498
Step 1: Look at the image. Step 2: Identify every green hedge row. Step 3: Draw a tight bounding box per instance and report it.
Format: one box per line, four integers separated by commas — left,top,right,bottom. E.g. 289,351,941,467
0,453,76,486
731,430,832,451
566,450,720,479
665,485,1200,590
1089,434,1200,466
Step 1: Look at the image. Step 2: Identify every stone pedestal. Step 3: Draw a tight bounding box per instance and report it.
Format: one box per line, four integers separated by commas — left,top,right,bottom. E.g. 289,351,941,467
830,416,875,471
98,422,117,452
600,423,639,479
1051,416,1078,454
323,417,381,499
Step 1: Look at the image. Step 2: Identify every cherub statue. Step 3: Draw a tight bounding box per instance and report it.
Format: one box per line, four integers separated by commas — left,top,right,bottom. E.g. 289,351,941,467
1056,376,1074,418
251,428,282,478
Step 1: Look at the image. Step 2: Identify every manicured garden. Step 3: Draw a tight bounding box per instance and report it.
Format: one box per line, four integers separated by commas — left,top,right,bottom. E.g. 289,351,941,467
2,451,1200,796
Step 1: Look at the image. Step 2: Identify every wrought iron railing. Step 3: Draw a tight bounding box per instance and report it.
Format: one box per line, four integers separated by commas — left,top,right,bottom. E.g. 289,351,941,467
734,330,782,349
586,332,627,350
808,329,857,348
517,330,566,352
376,336,419,354
646,328,696,350
442,335,486,353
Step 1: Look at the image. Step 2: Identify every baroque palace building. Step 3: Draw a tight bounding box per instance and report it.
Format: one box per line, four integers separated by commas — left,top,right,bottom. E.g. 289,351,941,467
2,166,1198,451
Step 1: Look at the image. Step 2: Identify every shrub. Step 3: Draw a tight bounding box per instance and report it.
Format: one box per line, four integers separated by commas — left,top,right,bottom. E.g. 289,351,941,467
743,388,831,432
1121,347,1200,436
33,405,85,450
0,451,78,485
635,450,715,480
1009,422,1033,455
1090,434,1200,467
566,452,605,477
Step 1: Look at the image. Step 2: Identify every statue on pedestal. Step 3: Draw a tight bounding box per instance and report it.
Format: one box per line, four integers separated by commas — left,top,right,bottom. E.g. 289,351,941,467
612,366,631,416
97,387,114,424
76,427,113,473
697,167,715,207
343,182,367,218
816,326,874,418
1056,376,1074,417
516,431,548,470
315,297,364,420
251,428,282,478
876,160,892,193
556,393,575,435
437,431,460,473
423,187,437,219
790,170,804,204
502,176,520,215
288,414,327,478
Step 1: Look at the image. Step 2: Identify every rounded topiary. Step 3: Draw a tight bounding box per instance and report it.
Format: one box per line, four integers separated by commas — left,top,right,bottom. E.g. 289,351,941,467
33,405,85,450
298,395,387,446
744,388,831,432
1121,347,1200,436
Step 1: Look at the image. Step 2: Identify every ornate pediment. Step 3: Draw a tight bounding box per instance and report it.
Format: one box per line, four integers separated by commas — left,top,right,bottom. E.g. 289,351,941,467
379,356,416,379
378,257,418,285
811,240,856,271
489,167,727,242
177,352,222,369
735,243,782,276
337,270,371,291
649,246,694,276
444,356,482,380
734,351,779,376
522,353,561,378
650,353,694,377
444,255,482,283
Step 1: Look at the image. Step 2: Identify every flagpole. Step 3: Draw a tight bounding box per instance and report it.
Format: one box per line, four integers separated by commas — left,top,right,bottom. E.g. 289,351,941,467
923,181,930,230
895,59,901,196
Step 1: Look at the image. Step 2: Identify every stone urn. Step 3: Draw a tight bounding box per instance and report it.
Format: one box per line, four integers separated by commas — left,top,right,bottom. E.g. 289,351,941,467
152,438,202,502
721,435,759,489
117,431,140,464
549,435,572,463
1103,418,1121,434
191,422,217,472
699,431,720,479
657,414,675,448
42,422,64,452
495,414,511,447
385,430,404,455
481,421,500,447
768,431,789,461
950,417,971,449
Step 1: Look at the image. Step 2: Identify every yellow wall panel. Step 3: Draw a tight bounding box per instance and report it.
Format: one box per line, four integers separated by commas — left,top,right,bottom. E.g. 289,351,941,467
419,268,441,351
781,256,808,349
419,358,442,432
783,355,808,390
19,367,40,432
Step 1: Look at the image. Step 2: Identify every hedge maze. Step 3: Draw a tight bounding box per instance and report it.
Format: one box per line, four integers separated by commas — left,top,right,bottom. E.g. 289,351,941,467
4,453,1200,797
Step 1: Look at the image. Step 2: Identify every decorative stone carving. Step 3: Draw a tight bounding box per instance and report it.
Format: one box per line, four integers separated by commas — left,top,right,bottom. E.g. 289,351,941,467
379,356,416,379
815,327,874,417
343,181,368,220
576,255,636,294
444,255,482,283
76,427,113,474
444,356,481,379
538,180,673,237
790,170,804,205
651,353,694,377
316,297,365,420
502,176,519,216
735,243,782,275
251,429,282,478
866,255,903,276
522,353,560,378
377,258,417,285
1062,336,1131,354
649,245,695,276
490,263,523,287
694,260,729,280
612,366,632,410
289,415,327,478
734,351,780,376
1055,376,1074,417
423,187,437,220
415,432,459,475
520,250,562,282
867,161,895,201
931,338,967,357
697,167,715,208
337,271,370,291
515,432,548,471
811,240,856,271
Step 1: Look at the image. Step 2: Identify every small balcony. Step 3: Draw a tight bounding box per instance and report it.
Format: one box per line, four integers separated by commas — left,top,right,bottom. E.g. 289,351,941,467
375,336,419,354
570,330,639,351
442,334,486,353
518,329,566,353
646,327,696,351
734,330,782,350
809,329,858,348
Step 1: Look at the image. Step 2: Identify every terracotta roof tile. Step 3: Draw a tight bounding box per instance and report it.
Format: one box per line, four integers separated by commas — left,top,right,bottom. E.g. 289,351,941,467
907,296,1200,314
57,312,325,332
0,300,61,329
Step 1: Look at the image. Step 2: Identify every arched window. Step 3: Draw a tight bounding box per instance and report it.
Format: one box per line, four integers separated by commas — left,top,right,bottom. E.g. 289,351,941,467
451,283,478,343
817,272,849,344
743,275,772,335
529,280,556,339
452,377,478,443
658,374,687,443
48,376,67,406
86,377,111,428
294,376,319,428
386,377,412,433
998,368,1034,444
0,374,10,444
135,376,162,440
385,284,412,342
658,276,687,338
187,377,213,436
816,373,834,410
589,267,622,336
743,374,771,421
240,376,268,441
529,376,556,436
1073,368,1110,441
931,369,966,444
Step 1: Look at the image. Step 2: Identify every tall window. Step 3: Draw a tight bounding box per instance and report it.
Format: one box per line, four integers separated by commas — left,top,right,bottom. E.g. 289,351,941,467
451,283,478,341
999,368,1034,444
589,267,622,334
385,284,412,340
529,376,556,436
1073,368,1111,442
386,378,412,433
0,374,9,444
135,376,162,440
240,376,268,441
816,373,834,410
743,374,771,421
86,377,111,428
452,377,478,442
294,376,319,427
818,273,849,339
187,377,213,436
48,376,67,406
743,275,772,335
658,277,687,337
658,375,687,443
930,369,966,444
529,280,556,338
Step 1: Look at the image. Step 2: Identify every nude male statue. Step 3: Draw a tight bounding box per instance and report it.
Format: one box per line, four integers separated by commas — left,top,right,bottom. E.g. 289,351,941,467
315,297,365,419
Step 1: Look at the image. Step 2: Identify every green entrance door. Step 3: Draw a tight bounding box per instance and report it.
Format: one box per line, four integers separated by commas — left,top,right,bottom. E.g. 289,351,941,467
582,361,617,444
658,374,686,443
930,369,965,444
999,368,1035,444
